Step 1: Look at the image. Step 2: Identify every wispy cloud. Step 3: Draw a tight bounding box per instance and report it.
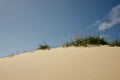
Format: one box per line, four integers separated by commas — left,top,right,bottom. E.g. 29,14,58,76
90,4,120,31
87,20,101,29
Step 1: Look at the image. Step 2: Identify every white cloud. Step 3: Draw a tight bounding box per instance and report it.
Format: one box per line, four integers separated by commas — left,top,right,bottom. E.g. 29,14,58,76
90,4,120,31
86,20,101,29
99,4,120,31
98,22,115,31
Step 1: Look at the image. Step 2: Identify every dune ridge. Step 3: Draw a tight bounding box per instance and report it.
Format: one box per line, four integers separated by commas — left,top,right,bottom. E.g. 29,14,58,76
0,46,120,80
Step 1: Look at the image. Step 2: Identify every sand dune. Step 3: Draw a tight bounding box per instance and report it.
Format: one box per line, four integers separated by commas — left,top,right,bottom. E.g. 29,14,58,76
0,46,120,80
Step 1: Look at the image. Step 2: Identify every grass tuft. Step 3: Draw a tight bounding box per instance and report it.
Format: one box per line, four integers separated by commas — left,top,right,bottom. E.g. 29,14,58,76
7,53,15,57
38,42,50,50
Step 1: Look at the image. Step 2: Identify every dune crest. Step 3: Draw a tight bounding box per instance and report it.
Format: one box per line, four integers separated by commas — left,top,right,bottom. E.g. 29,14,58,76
0,47,120,80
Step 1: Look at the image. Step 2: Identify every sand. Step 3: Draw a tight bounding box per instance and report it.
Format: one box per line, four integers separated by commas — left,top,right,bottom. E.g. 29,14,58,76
0,46,120,80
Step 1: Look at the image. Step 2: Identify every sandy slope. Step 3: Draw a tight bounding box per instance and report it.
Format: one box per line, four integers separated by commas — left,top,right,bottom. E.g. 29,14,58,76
0,46,120,80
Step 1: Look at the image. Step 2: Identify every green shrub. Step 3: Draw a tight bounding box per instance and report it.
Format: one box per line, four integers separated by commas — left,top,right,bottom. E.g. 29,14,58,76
82,36,108,45
38,42,50,50
63,35,108,47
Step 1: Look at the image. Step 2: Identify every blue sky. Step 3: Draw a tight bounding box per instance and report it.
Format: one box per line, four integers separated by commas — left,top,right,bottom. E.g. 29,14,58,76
0,0,120,57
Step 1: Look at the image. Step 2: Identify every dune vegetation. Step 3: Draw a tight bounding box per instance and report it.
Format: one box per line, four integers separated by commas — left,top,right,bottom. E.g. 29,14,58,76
62,35,120,47
38,42,50,50
5,35,120,58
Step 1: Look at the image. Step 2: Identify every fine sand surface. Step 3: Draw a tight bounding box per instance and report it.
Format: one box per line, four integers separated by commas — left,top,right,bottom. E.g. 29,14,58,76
0,46,120,80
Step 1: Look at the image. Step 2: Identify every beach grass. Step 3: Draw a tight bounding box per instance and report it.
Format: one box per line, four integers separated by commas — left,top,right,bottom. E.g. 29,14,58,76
38,42,50,50
63,35,120,47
